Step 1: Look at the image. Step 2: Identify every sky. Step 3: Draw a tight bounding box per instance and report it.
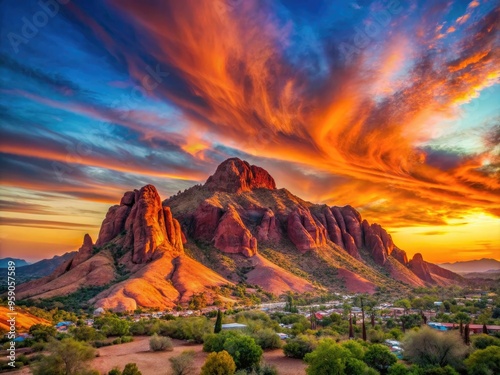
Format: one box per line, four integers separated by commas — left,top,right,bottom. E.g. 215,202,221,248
0,0,499,264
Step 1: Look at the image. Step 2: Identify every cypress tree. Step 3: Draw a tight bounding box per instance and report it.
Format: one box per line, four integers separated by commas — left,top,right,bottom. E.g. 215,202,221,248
214,309,222,333
464,323,470,346
349,313,354,339
482,323,488,334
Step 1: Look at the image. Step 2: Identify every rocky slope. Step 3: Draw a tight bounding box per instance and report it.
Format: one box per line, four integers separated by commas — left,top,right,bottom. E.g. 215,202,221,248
16,158,463,311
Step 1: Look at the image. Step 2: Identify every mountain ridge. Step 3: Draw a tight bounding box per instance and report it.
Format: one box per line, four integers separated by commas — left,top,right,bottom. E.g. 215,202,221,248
15,158,464,311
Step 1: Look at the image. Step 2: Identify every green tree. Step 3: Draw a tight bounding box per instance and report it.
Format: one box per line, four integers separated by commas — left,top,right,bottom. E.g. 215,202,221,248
223,335,263,370
94,317,130,337
387,363,411,375
31,338,96,375
29,324,57,342
108,368,122,375
363,344,397,374
201,350,236,375
122,363,142,375
215,309,223,334
71,326,104,342
252,328,282,350
304,339,350,375
464,346,500,375
283,335,317,359
203,331,240,353
471,334,500,349
403,327,468,368
394,299,411,313
340,340,365,360
169,350,195,375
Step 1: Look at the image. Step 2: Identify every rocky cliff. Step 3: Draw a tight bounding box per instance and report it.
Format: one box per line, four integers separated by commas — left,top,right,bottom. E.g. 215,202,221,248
16,157,463,311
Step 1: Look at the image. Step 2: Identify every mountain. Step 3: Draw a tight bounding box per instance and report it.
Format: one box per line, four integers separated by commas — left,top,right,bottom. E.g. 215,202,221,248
0,258,29,268
16,252,76,281
15,158,463,312
438,258,500,273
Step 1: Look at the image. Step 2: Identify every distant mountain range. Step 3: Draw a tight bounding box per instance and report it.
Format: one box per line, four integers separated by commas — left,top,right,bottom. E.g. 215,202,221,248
0,253,75,283
438,258,500,273
0,258,30,268
14,158,463,311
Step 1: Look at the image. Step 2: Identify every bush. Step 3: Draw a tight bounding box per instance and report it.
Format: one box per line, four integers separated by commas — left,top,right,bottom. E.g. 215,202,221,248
108,368,122,375
29,324,57,342
122,363,142,375
464,346,500,375
340,340,366,360
121,336,134,343
71,326,104,342
31,338,96,375
422,366,459,375
94,317,130,337
112,338,122,345
149,334,173,352
203,331,241,353
471,334,500,349
256,362,278,375
169,350,195,375
403,327,468,368
252,329,282,350
363,344,397,374
201,350,236,375
223,335,263,370
283,335,317,359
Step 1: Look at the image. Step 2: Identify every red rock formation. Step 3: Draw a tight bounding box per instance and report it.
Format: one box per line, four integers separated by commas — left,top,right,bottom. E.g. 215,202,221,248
70,234,94,269
408,253,434,283
331,207,347,233
213,206,257,257
391,247,408,265
123,185,184,263
193,201,223,241
96,200,132,246
342,232,361,259
256,209,281,242
340,206,363,248
323,207,344,248
365,228,387,265
205,157,276,193
287,208,327,252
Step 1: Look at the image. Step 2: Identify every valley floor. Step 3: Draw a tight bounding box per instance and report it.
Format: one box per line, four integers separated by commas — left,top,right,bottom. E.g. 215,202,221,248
12,336,306,375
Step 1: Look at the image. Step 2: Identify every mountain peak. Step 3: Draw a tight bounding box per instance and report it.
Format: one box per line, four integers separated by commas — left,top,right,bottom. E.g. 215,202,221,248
204,158,277,193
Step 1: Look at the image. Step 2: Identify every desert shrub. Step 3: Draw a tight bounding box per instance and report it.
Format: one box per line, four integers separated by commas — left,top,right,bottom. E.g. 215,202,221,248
31,338,96,375
201,350,236,375
283,334,317,359
94,317,130,337
108,368,122,375
169,350,195,375
121,336,133,343
403,327,468,369
122,363,142,375
256,362,279,375
252,328,282,350
112,338,122,345
149,334,173,352
29,324,57,342
32,342,46,352
158,317,212,343
71,326,104,342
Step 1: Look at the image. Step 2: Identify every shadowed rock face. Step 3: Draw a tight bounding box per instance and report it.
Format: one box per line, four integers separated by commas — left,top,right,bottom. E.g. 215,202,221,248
256,209,281,242
214,206,257,257
193,201,223,241
287,208,327,252
70,234,94,269
409,253,434,283
204,157,276,193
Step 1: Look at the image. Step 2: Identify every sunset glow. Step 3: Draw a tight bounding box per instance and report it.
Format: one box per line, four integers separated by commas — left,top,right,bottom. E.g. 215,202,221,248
0,0,498,262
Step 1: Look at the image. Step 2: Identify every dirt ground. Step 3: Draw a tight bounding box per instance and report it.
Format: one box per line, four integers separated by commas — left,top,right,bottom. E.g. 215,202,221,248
12,336,306,375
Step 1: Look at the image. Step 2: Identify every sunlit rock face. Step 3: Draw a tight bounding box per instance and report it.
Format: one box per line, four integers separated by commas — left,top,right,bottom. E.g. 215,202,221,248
287,207,327,252
204,157,277,193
